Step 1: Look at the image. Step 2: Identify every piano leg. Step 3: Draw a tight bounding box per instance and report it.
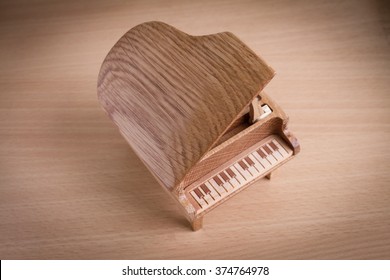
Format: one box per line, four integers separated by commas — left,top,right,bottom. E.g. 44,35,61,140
266,171,275,180
191,217,203,231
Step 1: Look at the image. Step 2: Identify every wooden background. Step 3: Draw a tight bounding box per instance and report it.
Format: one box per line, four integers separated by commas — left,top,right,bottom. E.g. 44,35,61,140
0,0,389,259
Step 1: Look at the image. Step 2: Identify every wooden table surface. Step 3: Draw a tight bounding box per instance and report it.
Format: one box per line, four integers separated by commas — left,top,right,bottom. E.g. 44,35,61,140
1,0,389,259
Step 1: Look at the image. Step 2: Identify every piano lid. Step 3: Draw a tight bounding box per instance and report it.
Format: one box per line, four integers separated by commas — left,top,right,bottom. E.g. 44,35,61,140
97,21,275,191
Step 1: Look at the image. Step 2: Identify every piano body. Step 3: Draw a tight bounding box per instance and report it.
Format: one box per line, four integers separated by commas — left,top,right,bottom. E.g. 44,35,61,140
97,21,300,230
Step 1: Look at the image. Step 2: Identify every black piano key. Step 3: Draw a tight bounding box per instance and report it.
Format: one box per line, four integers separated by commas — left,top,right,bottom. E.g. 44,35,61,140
226,168,236,178
213,176,223,186
269,141,279,151
220,172,229,182
257,149,266,158
245,156,254,166
194,188,204,199
238,160,248,170
263,145,272,155
200,184,211,194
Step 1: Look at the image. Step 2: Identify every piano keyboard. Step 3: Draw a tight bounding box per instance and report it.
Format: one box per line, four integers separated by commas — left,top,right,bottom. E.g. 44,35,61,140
187,135,293,212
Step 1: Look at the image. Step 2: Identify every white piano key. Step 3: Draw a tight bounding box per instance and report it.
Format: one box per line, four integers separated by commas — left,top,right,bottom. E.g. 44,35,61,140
198,187,214,205
224,168,240,187
222,184,232,192
202,183,220,200
271,143,285,159
260,146,277,165
248,154,265,173
249,166,258,176
273,139,288,157
265,143,280,162
268,143,283,161
226,166,239,185
208,179,227,195
253,150,272,169
250,152,266,169
216,174,233,192
228,174,241,189
218,172,235,190
245,166,255,177
226,180,235,190
190,190,207,208
243,158,259,176
224,168,241,186
214,182,226,197
233,163,252,182
230,177,240,188
210,176,226,192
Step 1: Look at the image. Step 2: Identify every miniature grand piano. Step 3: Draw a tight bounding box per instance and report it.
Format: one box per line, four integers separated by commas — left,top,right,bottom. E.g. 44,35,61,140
97,21,300,230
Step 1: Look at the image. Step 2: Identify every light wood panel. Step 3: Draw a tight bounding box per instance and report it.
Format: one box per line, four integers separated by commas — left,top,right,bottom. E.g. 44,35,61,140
0,0,389,259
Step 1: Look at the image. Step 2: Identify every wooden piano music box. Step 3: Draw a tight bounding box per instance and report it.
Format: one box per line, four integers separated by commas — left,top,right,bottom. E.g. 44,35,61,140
97,21,300,231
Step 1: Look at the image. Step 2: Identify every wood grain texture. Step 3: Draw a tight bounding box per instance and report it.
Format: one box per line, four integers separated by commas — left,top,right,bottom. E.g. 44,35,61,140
0,0,389,259
97,23,296,229
98,21,274,191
